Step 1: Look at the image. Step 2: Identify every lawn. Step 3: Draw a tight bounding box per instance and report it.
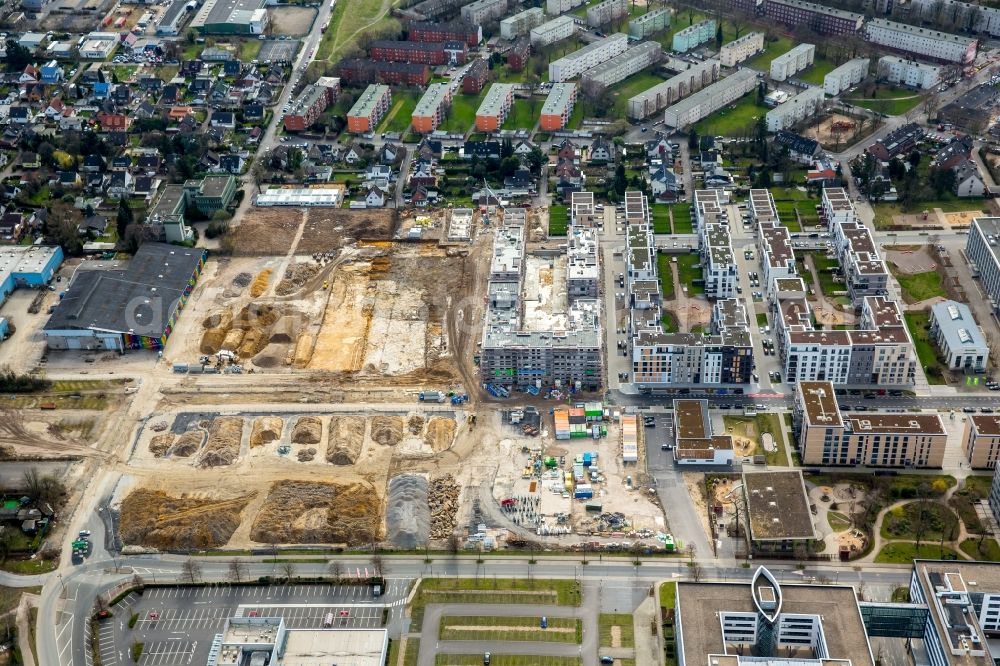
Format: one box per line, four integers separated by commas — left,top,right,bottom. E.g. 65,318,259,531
549,205,569,236
796,58,837,86
652,203,671,234
723,413,789,466
881,501,959,541
609,71,667,118
403,639,420,666
827,511,851,532
888,266,945,304
598,614,635,648
0,558,57,574
317,0,400,61
745,35,795,71
410,578,581,630
676,253,704,295
238,39,263,61
949,476,992,533
903,311,948,384
756,312,767,326
378,92,419,134
873,198,991,229
961,538,1000,561
874,542,958,563
671,205,693,234
659,581,676,608
658,255,675,300
567,99,585,129
442,91,487,133
693,94,767,138
662,309,679,332
440,616,582,643
437,657,580,666
844,86,924,116
504,98,539,131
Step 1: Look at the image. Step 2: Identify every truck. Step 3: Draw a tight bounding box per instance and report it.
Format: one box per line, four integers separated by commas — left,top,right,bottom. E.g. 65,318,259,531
419,391,445,403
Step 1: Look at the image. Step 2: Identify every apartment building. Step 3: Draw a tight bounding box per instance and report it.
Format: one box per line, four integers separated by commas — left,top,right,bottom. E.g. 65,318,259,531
411,82,451,133
794,381,946,467
586,0,627,26
693,189,727,232
868,122,924,161
629,7,670,39
369,39,467,66
672,19,715,52
769,43,815,81
824,57,869,96
570,191,597,228
865,18,977,65
819,186,856,227
539,83,577,131
765,85,823,131
475,83,516,131
337,59,430,86
993,468,1000,530
507,36,531,71
834,221,890,299
460,0,508,25
911,0,1000,37
530,15,576,46
964,415,1000,469
346,84,391,134
663,68,758,128
407,21,482,47
283,77,339,132
461,58,489,93
546,0,585,14
966,217,1000,312
877,56,942,89
673,399,735,465
757,221,798,296
702,223,737,299
549,32,628,82
929,300,989,373
500,7,544,39
580,41,662,88
627,59,719,119
719,32,764,67
766,0,864,36
567,226,599,298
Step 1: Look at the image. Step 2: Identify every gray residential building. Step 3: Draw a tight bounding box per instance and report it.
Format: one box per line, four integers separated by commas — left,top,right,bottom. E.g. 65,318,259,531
929,300,989,372
967,217,1000,312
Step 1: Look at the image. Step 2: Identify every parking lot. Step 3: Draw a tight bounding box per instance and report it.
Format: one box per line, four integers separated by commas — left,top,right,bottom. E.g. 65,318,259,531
98,581,402,666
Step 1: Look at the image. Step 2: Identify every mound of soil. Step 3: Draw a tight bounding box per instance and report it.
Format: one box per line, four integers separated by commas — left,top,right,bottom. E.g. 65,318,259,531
119,488,253,550
291,416,322,444
250,417,284,448
199,417,243,468
327,416,365,465
249,480,382,544
407,415,424,435
168,431,205,457
149,434,174,457
371,416,403,446
424,417,456,452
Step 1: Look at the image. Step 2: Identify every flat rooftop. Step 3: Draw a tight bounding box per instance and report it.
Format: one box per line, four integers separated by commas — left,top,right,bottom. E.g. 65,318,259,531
869,17,975,44
191,0,264,27
674,399,710,439
541,83,577,117
413,83,451,118
845,412,945,435
666,69,757,120
282,629,388,666
477,83,515,117
798,381,842,427
742,470,815,541
971,414,1000,436
583,41,661,79
822,187,854,213
348,84,390,119
556,33,626,63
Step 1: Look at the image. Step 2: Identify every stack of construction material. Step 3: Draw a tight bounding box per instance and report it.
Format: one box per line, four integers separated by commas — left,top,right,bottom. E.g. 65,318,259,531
554,408,570,440
621,415,638,463
568,408,588,438
584,402,604,421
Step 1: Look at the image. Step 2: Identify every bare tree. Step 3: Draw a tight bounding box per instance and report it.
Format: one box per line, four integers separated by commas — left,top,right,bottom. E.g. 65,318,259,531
689,560,704,582
447,534,460,556
370,548,384,577
280,561,296,582
328,560,344,581
181,558,201,584
228,558,247,584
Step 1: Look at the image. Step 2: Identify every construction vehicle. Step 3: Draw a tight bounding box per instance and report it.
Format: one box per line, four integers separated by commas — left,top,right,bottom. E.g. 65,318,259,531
450,394,469,405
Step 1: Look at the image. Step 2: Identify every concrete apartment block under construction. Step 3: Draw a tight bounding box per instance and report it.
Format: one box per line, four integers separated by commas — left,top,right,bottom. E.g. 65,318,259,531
479,207,603,392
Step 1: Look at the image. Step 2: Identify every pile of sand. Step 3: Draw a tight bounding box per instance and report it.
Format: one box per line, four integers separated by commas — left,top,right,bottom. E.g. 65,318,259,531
201,304,283,357
249,269,272,297
424,417,456,452
371,416,403,447
249,480,382,544
168,431,205,457
326,416,365,465
276,263,320,296
201,311,233,354
250,417,284,448
297,447,317,462
149,433,174,457
291,416,322,444
119,488,253,550
199,417,244,468
407,415,424,435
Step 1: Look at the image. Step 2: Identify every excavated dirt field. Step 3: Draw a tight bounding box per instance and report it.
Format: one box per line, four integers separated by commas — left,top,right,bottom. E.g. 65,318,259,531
149,433,174,457
199,417,244,468
169,431,205,458
249,480,383,544
327,416,366,464
295,209,400,255
230,209,303,256
119,488,254,550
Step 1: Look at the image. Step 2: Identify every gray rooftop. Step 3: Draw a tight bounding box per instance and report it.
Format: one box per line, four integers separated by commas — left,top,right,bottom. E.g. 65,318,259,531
869,18,974,45
931,300,988,350
582,41,661,79
413,83,451,118
190,0,265,27
541,83,577,117
348,84,391,119
664,68,757,119
477,83,516,118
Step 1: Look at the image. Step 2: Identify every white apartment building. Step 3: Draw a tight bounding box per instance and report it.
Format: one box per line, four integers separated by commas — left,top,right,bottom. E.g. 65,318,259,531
627,58,720,119
581,41,661,87
461,0,508,24
702,222,738,299
765,85,824,131
663,68,758,128
586,0,626,26
769,43,815,81
876,55,942,89
823,57,868,96
672,18,715,52
911,0,1000,37
531,15,576,46
865,18,978,64
546,0,585,14
500,7,545,39
719,32,764,67
549,32,628,82
820,186,856,227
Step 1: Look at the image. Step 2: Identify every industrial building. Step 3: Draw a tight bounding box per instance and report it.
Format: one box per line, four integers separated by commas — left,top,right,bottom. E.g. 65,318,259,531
500,7,544,39
865,18,977,64
211,616,387,666
966,217,1000,313
672,399,734,465
539,83,577,131
929,300,989,373
156,0,190,36
346,84,392,134
793,380,947,467
255,186,344,207
824,57,868,95
627,59,720,120
586,0,627,26
337,60,430,86
663,68,758,128
580,41,662,88
769,43,815,81
460,0,508,25
719,31,764,67
475,83,515,131
765,85,823,131
765,0,863,36
407,21,482,47
546,0,585,14
628,7,670,39
283,77,340,132
411,83,452,133
189,0,267,34
44,243,206,352
530,15,576,47
671,19,715,52
877,55,943,89
0,246,63,310
79,33,118,59
549,33,628,82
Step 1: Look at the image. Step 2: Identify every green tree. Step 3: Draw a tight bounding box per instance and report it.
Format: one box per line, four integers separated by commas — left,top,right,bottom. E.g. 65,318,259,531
611,163,627,198
716,24,724,48
929,166,956,196
116,199,133,239
526,147,545,174
500,137,514,159
4,39,32,70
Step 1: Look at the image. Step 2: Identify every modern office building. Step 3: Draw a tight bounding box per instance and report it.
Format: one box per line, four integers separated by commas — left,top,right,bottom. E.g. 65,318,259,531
966,218,1000,312
346,84,392,134
627,59,720,119
531,15,576,46
963,414,1000,469
766,0,864,35
671,19,715,52
539,83,577,131
411,82,452,133
824,57,869,95
548,32,628,81
628,7,670,39
765,85,824,131
283,77,340,132
876,56,943,89
408,21,483,47
769,43,815,81
663,68,758,128
672,399,734,465
460,0,508,25
719,31,764,67
865,18,977,64
929,300,989,373
580,41,662,88
793,380,947,467
586,0,627,26
500,7,545,39
475,83,516,131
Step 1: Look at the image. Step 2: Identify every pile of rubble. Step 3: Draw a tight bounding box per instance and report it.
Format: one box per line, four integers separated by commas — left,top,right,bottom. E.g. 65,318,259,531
597,512,630,532
429,474,460,540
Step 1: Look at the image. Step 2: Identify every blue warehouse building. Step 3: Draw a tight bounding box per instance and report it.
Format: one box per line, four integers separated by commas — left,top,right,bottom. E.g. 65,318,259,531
0,245,64,306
